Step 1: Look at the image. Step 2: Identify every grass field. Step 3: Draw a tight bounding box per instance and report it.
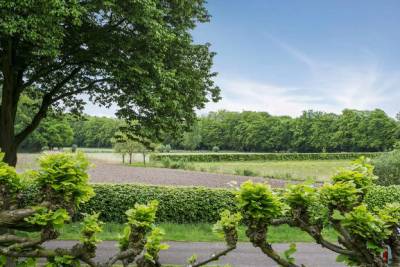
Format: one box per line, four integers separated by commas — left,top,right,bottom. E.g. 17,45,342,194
133,160,351,181
18,222,337,243
191,160,350,181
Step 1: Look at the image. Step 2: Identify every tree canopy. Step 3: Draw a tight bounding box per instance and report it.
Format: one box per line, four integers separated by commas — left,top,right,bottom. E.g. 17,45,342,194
0,0,219,165
170,109,400,153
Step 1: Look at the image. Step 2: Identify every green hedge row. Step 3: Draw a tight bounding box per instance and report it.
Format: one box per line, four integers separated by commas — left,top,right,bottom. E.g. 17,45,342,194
22,183,399,224
150,152,384,162
364,185,400,209
76,184,236,223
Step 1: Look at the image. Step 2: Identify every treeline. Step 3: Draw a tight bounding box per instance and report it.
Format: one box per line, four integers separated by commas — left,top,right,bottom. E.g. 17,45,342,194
18,108,400,153
171,109,400,152
19,114,120,152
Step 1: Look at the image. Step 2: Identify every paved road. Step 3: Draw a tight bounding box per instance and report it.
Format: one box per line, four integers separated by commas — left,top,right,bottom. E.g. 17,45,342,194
88,159,290,188
45,241,345,266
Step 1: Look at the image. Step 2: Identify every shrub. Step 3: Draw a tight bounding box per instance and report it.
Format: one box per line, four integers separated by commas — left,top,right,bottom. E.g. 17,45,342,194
234,168,259,177
160,157,171,168
212,146,220,152
364,185,400,209
5,152,400,267
77,184,236,224
373,150,400,185
151,152,383,162
164,144,171,153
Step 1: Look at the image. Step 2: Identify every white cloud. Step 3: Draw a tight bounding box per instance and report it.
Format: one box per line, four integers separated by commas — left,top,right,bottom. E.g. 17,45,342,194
202,37,400,117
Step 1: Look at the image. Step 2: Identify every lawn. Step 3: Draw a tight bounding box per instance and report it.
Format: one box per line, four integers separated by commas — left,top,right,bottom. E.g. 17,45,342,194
18,223,337,243
139,160,351,181
192,160,351,181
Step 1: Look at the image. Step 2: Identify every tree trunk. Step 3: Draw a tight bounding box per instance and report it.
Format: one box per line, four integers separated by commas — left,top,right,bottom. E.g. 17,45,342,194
142,152,146,166
0,95,18,166
129,153,132,164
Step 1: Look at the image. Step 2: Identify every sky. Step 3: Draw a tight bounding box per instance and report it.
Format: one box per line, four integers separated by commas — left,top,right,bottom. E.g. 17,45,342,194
85,0,400,118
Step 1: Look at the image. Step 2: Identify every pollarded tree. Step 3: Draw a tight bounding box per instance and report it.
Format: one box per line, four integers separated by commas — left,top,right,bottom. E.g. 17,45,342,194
0,0,220,166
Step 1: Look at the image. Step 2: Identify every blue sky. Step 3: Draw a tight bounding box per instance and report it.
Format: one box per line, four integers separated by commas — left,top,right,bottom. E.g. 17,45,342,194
193,0,400,117
85,0,400,117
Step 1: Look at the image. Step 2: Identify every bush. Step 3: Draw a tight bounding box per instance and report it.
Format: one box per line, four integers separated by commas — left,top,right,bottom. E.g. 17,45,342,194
234,168,259,177
151,152,383,162
373,150,400,185
364,185,400,209
212,146,220,152
77,184,236,223
160,157,171,168
21,182,397,225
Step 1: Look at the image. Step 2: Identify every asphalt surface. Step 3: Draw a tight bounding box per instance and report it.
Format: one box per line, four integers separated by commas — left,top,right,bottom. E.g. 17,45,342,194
45,241,345,266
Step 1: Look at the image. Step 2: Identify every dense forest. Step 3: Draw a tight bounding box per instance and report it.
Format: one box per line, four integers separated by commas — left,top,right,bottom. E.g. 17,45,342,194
18,109,400,153
174,109,400,152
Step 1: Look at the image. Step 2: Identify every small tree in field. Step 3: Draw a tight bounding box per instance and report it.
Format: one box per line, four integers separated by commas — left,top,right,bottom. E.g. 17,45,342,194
113,135,153,165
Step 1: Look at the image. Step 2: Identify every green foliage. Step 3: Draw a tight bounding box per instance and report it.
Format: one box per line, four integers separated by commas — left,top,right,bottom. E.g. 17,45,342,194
144,227,169,262
364,185,400,209
125,201,158,230
118,201,159,250
0,0,220,162
151,152,383,162
282,243,297,264
35,153,94,206
74,184,236,224
320,182,360,211
16,96,74,152
335,205,391,253
80,213,103,246
212,210,242,237
378,203,400,227
212,146,220,152
44,255,80,267
234,168,259,177
0,154,21,194
172,109,399,153
70,116,121,148
237,181,284,222
21,183,400,225
332,157,377,191
373,149,400,185
25,208,70,229
284,183,317,208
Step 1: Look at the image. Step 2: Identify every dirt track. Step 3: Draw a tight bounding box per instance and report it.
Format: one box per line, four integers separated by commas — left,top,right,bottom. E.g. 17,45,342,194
88,159,289,188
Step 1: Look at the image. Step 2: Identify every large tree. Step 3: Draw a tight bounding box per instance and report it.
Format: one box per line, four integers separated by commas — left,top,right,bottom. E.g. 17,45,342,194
0,0,220,165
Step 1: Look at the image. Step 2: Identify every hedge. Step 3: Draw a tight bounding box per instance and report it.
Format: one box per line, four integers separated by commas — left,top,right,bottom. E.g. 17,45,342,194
150,152,384,162
364,185,400,209
77,184,236,223
22,183,399,224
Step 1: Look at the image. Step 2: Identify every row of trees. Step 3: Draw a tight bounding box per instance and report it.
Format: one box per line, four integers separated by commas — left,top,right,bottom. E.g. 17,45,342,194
174,109,400,152
17,108,400,153
17,112,121,152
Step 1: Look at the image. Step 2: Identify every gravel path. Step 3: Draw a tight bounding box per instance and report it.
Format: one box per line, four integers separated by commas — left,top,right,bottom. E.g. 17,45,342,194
88,159,290,188
45,241,345,267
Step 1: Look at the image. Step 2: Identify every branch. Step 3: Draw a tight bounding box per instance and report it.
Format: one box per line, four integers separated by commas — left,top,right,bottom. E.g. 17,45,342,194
271,217,294,226
51,78,110,103
257,241,302,267
192,245,236,267
0,234,31,244
0,208,36,227
104,248,138,267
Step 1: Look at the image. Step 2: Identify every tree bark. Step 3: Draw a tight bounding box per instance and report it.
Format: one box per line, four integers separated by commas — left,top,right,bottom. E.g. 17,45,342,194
0,40,19,166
